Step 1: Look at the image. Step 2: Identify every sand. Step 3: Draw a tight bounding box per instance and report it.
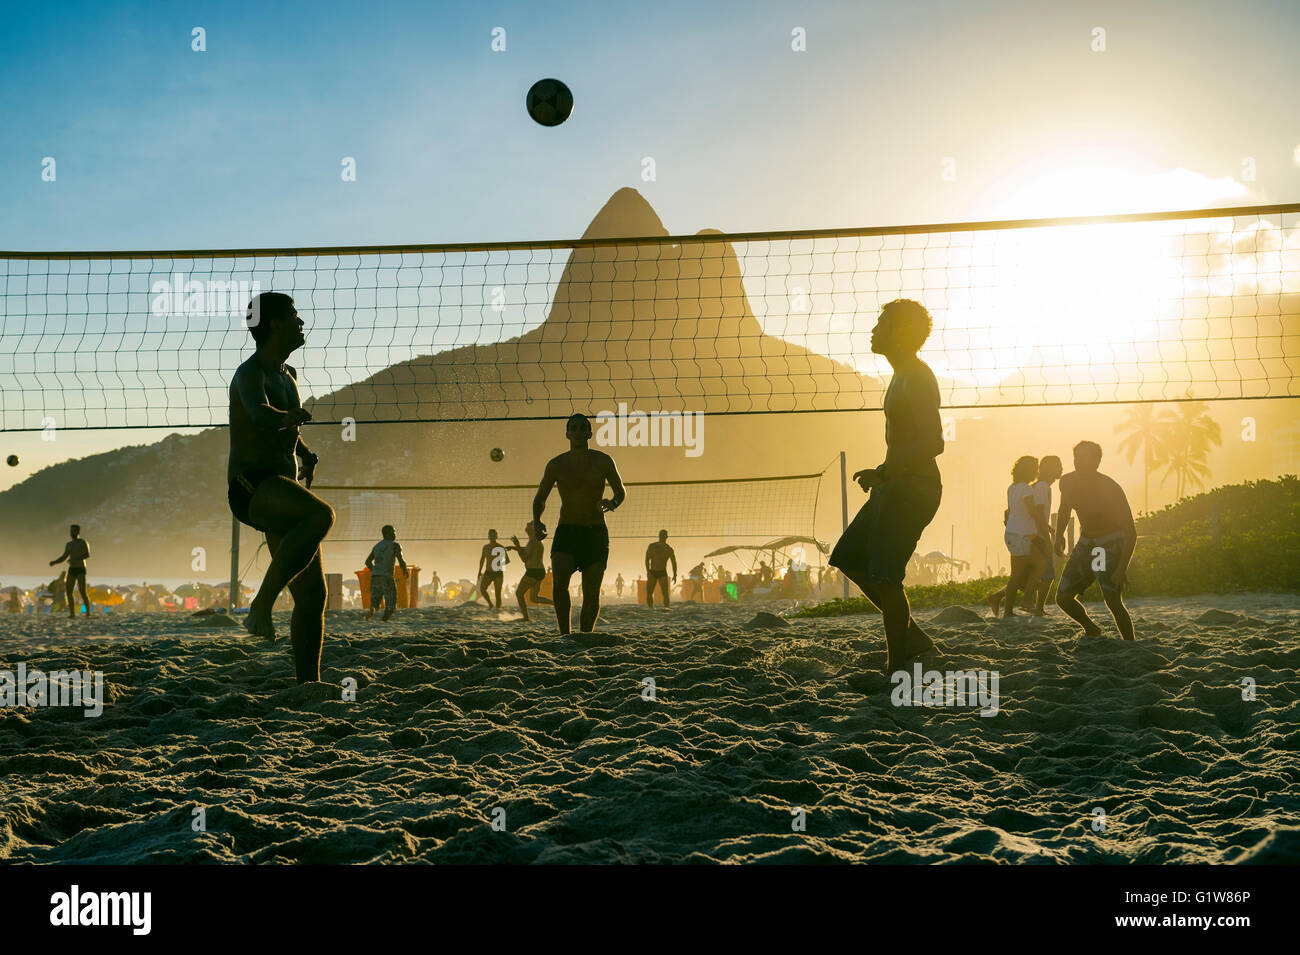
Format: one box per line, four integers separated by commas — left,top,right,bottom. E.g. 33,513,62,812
1,593,1298,864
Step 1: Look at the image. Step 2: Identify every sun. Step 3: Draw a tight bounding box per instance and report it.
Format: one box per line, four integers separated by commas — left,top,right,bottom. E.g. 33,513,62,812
999,164,1252,220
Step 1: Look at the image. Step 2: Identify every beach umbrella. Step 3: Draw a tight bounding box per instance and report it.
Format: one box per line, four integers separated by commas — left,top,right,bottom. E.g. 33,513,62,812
0,586,24,596
89,586,124,604
173,583,202,597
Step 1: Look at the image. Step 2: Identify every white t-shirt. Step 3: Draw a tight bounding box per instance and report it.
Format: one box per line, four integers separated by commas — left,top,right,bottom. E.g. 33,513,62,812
1006,482,1038,536
1030,482,1052,533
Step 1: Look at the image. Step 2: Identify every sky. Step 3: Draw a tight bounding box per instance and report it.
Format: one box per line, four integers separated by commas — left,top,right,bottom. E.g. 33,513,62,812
1,0,1298,487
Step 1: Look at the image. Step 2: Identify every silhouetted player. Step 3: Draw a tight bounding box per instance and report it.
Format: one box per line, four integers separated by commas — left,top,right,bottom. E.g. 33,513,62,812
49,524,91,617
365,524,407,621
1054,440,1137,640
829,299,944,675
644,530,677,607
476,530,508,609
533,413,626,634
227,292,333,683
509,522,553,622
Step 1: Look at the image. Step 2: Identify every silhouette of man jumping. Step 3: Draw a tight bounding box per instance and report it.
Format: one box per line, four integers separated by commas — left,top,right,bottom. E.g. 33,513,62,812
828,299,945,675
532,413,626,634
227,292,333,683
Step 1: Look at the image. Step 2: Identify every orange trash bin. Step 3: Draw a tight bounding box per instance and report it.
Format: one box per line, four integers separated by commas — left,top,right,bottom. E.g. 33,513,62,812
406,566,420,607
637,578,647,603
356,568,371,609
394,565,409,609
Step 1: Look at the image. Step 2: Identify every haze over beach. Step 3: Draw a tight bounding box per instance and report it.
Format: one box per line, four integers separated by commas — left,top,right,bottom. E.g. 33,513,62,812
1,0,1299,901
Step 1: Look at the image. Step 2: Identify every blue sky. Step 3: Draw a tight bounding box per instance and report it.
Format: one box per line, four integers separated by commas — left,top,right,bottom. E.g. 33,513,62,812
3,0,1298,252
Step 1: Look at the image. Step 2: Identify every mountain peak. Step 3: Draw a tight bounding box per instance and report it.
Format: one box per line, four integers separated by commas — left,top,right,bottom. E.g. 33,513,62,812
580,188,668,240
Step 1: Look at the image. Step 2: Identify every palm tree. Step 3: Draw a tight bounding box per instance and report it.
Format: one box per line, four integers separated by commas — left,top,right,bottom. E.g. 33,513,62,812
1115,404,1172,513
1157,401,1222,501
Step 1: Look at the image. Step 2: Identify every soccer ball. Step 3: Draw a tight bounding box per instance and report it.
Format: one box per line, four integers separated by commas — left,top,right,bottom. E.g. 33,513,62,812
490,448,505,462
526,79,573,127
5,455,17,467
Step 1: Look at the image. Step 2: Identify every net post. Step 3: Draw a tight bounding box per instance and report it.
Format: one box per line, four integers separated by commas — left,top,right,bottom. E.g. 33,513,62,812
839,451,849,599
229,515,240,613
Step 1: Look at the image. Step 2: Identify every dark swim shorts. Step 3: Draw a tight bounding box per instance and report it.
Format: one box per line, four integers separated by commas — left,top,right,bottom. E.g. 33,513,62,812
1058,532,1125,596
482,569,504,586
523,567,546,581
67,567,87,581
228,469,276,532
552,523,610,571
830,476,942,587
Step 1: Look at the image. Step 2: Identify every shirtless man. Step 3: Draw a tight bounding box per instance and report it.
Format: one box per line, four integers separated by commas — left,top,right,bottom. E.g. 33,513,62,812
476,530,508,609
49,525,91,617
509,522,554,621
1054,440,1137,640
644,530,677,608
828,299,945,675
532,413,626,634
227,292,333,683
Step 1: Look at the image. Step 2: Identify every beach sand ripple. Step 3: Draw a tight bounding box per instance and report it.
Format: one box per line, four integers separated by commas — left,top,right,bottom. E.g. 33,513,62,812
1,594,1297,864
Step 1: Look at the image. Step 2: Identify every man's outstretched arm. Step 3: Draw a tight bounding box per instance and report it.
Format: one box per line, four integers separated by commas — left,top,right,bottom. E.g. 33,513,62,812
49,545,69,567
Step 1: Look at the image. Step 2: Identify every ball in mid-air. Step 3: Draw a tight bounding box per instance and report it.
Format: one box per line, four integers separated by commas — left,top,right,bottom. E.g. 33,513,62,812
490,448,505,462
526,78,573,127
5,455,17,467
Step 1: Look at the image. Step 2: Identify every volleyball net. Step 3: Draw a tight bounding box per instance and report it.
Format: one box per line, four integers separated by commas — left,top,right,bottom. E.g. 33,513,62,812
2,203,1297,433
312,469,826,542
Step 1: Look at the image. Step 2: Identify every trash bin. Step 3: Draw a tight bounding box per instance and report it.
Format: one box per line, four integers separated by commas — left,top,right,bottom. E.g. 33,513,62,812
356,568,371,609
406,566,420,608
394,565,409,609
325,573,343,611
637,577,646,603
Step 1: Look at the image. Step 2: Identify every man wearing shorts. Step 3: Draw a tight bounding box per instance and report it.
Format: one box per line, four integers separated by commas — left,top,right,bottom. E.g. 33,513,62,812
365,524,407,621
1054,440,1137,640
532,413,626,634
644,530,677,607
227,292,334,683
49,525,91,617
829,299,945,675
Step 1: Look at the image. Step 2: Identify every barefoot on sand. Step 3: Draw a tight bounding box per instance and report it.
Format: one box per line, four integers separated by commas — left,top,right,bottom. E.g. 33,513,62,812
244,605,277,642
